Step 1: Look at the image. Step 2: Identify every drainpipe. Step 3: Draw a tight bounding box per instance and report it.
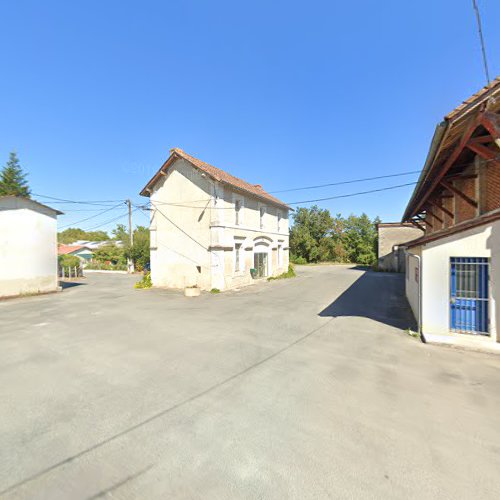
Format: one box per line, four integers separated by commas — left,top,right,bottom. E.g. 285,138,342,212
406,251,423,340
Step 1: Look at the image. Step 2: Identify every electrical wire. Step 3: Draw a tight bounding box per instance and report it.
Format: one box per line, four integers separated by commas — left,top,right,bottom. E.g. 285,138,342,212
58,202,126,230
286,181,418,205
80,208,139,232
472,0,491,84
151,203,212,253
268,170,421,194
32,193,126,205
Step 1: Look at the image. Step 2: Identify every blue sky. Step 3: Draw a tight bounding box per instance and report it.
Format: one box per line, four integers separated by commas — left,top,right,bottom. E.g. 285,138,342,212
1,0,499,232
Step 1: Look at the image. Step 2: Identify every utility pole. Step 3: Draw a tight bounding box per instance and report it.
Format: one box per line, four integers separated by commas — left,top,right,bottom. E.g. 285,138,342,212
127,199,134,273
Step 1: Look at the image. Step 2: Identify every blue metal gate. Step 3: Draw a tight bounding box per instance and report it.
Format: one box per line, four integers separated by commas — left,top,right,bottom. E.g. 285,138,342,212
450,257,489,335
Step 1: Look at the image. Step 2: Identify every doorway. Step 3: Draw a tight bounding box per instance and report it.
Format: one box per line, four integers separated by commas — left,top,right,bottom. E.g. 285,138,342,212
254,252,268,278
450,257,489,335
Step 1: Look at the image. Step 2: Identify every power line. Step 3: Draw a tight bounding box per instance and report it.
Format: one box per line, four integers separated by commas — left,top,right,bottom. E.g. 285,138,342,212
268,170,421,194
151,203,212,253
286,181,418,205
58,202,126,230
81,208,139,232
472,0,491,84
32,192,126,205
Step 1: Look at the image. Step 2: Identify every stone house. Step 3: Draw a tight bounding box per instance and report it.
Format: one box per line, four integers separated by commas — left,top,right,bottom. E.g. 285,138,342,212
376,222,423,272
0,196,61,298
140,148,290,291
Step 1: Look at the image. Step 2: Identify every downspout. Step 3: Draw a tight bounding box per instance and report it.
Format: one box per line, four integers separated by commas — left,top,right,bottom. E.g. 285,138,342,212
406,250,423,340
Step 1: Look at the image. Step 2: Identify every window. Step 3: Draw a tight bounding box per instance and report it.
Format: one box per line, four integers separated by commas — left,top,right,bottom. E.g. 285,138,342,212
260,206,266,229
235,243,242,272
235,199,241,225
277,210,282,231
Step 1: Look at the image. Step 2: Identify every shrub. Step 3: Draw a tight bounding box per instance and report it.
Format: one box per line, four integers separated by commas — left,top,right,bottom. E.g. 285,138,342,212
135,272,152,289
291,256,307,265
86,262,127,271
268,264,296,281
210,288,221,294
58,254,80,268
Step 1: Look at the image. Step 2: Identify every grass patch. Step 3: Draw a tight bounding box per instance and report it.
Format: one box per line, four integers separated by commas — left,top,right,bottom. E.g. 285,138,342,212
405,328,420,339
135,272,152,289
210,288,221,294
267,264,296,281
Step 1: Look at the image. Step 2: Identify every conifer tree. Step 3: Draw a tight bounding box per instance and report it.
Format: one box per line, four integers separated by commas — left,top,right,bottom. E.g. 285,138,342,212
0,152,30,197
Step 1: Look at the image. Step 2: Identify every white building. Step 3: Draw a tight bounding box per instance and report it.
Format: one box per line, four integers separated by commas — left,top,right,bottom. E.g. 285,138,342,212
140,148,290,291
0,196,62,298
403,78,500,348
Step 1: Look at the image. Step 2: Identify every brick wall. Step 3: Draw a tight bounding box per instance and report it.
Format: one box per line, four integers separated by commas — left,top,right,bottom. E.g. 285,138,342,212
454,177,477,223
484,162,500,213
443,195,454,228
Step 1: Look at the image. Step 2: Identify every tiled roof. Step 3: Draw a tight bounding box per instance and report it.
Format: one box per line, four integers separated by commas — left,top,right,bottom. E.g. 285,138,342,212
57,244,88,255
140,148,290,209
445,76,500,121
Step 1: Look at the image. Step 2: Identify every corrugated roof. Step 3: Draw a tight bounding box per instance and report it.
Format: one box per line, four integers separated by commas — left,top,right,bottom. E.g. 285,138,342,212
140,148,290,210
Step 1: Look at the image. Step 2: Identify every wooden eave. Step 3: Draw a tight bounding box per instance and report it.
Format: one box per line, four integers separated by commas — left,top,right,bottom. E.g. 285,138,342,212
402,82,500,223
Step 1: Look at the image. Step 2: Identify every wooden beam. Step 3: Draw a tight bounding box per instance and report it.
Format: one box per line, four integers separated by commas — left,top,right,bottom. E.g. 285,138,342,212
428,199,453,218
469,135,494,144
444,173,478,181
416,214,432,228
410,219,425,232
440,179,478,209
466,142,500,167
480,111,500,140
426,208,443,224
412,114,481,215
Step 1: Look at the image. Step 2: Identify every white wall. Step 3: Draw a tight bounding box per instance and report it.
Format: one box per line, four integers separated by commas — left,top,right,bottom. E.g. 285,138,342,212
416,221,499,341
149,158,213,289
0,200,58,298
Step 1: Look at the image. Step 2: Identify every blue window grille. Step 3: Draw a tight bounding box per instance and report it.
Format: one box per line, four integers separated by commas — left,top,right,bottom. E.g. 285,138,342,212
450,257,489,335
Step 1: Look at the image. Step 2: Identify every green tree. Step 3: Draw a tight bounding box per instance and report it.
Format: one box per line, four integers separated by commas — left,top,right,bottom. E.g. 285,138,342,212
290,207,379,265
342,213,379,265
58,254,80,268
112,223,129,242
93,243,126,266
0,152,30,197
128,226,150,270
110,223,149,270
58,228,110,244
290,206,334,262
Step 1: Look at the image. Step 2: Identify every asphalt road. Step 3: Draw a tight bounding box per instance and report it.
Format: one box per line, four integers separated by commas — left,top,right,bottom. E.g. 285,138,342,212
1,266,500,499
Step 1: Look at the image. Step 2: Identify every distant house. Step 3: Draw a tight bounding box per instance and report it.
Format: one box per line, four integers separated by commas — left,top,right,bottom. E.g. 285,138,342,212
402,77,500,347
376,223,423,272
69,240,124,249
0,196,62,298
140,148,291,291
57,244,93,262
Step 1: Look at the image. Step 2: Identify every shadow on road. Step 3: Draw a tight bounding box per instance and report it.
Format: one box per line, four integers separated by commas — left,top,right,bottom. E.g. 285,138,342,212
319,269,416,330
59,281,87,290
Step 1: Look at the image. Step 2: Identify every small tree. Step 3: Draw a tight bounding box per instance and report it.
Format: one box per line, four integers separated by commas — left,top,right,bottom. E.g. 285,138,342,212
58,254,80,268
0,152,30,197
